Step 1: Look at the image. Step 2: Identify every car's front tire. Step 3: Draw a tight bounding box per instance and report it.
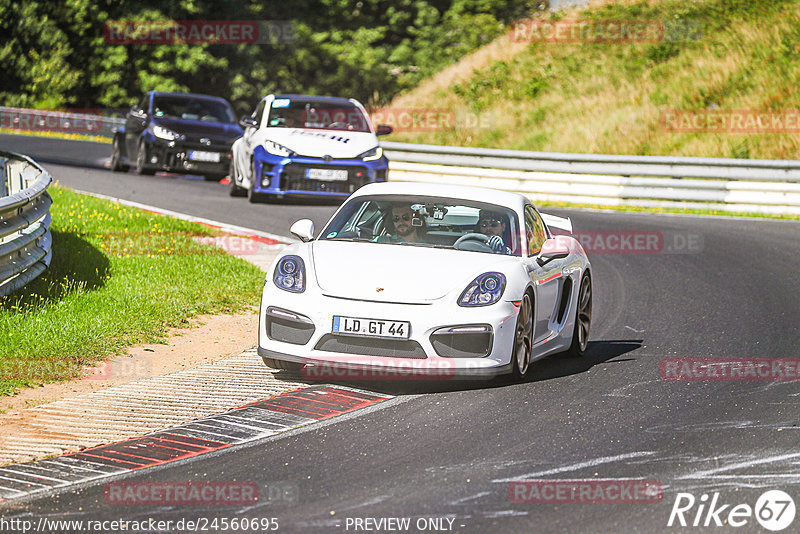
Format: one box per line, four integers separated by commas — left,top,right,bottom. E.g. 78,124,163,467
511,291,534,380
110,136,129,172
564,272,592,358
136,140,156,175
229,158,247,197
247,161,268,203
262,356,302,373
248,184,268,203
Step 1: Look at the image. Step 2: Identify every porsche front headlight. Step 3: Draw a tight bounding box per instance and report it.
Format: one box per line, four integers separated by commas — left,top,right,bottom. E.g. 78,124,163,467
274,255,305,293
458,272,506,307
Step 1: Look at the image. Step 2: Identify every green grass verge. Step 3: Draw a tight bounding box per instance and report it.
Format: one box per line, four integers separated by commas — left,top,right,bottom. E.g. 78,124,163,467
387,0,800,160
0,186,266,396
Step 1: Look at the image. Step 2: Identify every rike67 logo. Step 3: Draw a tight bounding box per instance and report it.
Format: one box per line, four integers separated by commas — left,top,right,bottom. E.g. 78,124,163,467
668,490,796,531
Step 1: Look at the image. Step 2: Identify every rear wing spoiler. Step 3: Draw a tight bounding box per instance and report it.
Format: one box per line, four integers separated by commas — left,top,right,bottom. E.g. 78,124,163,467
540,213,573,234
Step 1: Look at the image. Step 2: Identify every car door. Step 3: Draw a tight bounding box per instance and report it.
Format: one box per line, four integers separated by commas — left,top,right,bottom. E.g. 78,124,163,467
125,94,150,156
523,205,562,344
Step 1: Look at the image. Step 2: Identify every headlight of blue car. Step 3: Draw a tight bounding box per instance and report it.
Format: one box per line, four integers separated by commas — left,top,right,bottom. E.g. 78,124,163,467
274,255,305,293
264,140,294,157
152,125,183,141
357,146,383,161
458,272,506,307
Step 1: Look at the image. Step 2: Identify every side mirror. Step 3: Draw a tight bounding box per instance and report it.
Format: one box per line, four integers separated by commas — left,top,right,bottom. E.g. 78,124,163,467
537,251,569,267
376,124,393,136
536,238,570,266
290,219,315,242
239,115,258,129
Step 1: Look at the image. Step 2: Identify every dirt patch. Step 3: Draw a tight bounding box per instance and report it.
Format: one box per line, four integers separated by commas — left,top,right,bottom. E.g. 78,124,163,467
0,311,258,420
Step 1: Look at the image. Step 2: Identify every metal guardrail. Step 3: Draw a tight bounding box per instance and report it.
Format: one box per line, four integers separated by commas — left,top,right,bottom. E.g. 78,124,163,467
0,151,53,296
0,106,125,138
382,141,800,215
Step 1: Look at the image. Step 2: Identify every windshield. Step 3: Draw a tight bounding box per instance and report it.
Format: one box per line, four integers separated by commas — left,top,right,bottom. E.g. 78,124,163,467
151,96,236,123
320,195,521,256
266,98,371,132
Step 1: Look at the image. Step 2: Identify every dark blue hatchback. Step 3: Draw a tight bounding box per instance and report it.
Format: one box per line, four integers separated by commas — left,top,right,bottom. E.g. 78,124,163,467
111,91,243,181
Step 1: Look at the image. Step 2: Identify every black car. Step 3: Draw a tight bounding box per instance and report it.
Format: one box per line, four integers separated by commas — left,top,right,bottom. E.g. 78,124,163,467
111,91,243,180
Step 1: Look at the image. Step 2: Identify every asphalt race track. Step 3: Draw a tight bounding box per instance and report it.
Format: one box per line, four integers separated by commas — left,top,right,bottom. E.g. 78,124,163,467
3,134,800,532
0,134,340,238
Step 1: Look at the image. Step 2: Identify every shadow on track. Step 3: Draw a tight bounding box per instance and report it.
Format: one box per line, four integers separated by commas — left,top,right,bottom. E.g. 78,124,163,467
267,339,644,396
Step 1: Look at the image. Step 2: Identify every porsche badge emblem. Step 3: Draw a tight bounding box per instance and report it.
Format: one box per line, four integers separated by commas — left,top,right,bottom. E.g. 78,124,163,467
376,287,384,293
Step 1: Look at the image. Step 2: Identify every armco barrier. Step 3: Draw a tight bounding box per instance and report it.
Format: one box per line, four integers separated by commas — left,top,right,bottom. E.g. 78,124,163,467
0,151,53,296
381,141,800,215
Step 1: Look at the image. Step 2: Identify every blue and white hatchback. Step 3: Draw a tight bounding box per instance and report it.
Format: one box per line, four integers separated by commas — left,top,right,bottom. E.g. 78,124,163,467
229,94,392,202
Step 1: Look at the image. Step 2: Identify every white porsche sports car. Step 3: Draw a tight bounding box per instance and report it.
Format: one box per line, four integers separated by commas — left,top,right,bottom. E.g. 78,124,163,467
258,182,592,380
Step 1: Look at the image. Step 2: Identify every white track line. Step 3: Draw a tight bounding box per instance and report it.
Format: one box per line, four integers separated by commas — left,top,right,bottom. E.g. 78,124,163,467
492,451,657,482
68,188,295,244
677,452,800,480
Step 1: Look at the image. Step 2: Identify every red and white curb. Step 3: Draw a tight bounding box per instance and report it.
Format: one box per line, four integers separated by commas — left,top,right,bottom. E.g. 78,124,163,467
0,385,391,503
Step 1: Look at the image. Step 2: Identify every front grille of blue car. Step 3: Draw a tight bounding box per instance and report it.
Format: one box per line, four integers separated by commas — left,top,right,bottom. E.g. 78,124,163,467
280,163,370,193
314,334,427,358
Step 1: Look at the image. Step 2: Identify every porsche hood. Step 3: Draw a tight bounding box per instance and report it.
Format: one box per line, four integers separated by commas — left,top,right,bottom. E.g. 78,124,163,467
309,240,516,303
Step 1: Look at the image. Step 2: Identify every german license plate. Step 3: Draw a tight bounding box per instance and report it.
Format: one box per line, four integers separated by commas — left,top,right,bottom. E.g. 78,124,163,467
306,168,348,181
332,316,410,339
189,150,220,162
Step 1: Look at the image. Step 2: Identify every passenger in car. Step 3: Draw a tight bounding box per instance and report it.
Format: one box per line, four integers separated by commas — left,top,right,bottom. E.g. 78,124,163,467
478,209,512,254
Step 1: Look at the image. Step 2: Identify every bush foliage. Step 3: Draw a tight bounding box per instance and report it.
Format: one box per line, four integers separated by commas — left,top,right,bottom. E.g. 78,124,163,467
0,0,539,113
